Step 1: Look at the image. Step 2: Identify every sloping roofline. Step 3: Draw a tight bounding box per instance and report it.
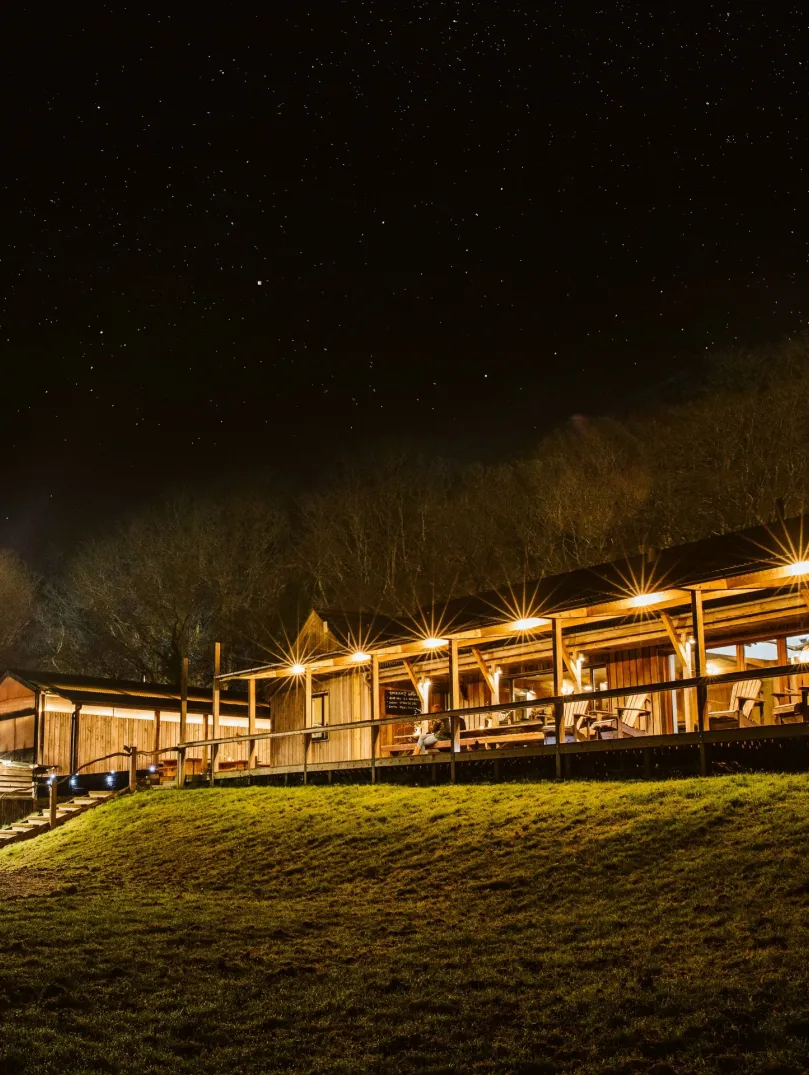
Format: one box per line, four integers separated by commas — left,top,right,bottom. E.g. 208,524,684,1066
3,669,269,717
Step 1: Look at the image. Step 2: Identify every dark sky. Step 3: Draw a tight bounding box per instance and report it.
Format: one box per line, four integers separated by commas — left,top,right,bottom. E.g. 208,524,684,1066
2,7,808,561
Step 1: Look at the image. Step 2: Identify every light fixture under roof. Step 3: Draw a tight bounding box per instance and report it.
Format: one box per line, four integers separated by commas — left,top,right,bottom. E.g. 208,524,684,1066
511,616,546,631
785,560,809,577
423,637,448,649
290,663,306,675
351,651,370,662
630,591,665,608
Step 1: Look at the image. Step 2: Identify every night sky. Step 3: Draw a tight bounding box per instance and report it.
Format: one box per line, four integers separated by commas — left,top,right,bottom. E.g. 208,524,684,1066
3,7,808,561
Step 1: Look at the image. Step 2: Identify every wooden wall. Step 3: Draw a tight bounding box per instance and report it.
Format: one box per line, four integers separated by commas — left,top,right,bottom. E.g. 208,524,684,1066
271,671,371,767
39,710,272,774
0,713,35,761
606,647,672,734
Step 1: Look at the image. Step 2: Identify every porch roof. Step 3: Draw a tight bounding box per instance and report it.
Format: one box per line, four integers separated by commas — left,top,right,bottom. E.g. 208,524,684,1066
2,670,269,718
220,513,809,682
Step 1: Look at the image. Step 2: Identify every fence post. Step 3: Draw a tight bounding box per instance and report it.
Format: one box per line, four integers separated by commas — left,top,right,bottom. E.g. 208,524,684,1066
176,748,186,788
691,590,710,776
370,654,380,785
49,778,57,828
449,714,457,784
303,731,310,785
128,748,138,793
552,619,564,779
209,742,218,787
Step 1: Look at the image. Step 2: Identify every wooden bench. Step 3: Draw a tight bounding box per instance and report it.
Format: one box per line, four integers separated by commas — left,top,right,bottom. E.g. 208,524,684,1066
380,728,547,756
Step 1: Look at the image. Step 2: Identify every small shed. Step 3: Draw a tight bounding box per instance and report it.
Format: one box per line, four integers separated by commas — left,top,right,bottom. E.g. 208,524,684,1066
0,670,271,776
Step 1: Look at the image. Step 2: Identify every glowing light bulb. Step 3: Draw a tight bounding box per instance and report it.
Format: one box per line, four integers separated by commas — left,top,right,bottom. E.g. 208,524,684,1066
351,651,370,662
785,560,809,576
423,637,448,649
511,617,546,631
290,663,306,675
631,592,664,607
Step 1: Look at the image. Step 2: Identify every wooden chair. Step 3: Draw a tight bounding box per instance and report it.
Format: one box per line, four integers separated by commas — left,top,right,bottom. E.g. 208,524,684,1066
771,686,808,725
590,694,651,739
706,679,762,731
542,699,590,745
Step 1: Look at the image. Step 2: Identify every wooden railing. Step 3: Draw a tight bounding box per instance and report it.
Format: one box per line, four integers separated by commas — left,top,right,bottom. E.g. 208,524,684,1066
173,661,809,783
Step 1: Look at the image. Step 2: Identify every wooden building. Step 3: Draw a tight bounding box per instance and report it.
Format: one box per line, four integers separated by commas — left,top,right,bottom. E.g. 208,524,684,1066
0,670,270,777
215,513,809,777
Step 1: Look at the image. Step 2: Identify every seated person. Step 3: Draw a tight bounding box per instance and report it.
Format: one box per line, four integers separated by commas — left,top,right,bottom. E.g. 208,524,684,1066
413,708,466,754
413,718,444,754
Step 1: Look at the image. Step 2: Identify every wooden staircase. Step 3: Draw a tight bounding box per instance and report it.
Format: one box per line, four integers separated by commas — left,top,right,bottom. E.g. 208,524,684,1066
0,791,118,849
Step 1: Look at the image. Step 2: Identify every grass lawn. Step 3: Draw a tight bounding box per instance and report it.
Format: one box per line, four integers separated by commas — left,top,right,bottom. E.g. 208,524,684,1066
2,776,809,1074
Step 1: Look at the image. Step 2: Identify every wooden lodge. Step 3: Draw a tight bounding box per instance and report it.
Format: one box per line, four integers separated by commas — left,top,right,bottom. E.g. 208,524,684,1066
0,669,270,782
211,513,809,782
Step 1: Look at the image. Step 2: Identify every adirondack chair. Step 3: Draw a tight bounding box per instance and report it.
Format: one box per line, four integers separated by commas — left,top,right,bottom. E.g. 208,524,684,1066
772,686,809,724
706,678,762,731
542,699,590,745
590,694,651,739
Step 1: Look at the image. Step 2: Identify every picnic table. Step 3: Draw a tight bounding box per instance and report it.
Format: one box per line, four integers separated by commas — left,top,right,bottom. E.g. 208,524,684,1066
380,720,550,756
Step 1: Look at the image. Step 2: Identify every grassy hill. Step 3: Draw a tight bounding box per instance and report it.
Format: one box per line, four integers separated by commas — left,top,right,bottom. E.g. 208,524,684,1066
2,777,809,1074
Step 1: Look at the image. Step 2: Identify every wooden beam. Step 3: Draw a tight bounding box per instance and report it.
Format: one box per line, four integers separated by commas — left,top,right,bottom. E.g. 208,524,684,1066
470,647,495,695
401,658,421,694
153,708,161,763
691,589,709,773
179,657,189,744
370,654,380,784
211,643,221,779
247,677,257,770
802,588,809,614
659,611,688,664
551,620,564,777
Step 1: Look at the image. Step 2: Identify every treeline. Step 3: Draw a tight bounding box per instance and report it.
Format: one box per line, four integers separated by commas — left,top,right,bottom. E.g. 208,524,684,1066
4,339,809,684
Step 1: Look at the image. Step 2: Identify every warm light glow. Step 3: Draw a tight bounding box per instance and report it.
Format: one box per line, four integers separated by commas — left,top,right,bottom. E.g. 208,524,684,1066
706,661,721,675
799,647,809,664
423,637,448,649
785,560,809,577
630,591,665,608
351,651,371,662
511,616,547,631
290,663,306,675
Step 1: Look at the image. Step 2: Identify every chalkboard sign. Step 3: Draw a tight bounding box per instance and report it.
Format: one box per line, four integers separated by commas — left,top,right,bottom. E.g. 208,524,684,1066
384,688,422,716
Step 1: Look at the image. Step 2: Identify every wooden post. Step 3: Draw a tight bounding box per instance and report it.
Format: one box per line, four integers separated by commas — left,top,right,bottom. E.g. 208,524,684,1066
179,657,189,744
248,677,257,770
370,654,380,784
176,748,186,788
777,636,789,700
691,590,709,776
153,708,161,769
201,713,209,777
211,642,221,781
33,688,42,767
49,778,57,829
552,619,564,779
449,638,461,783
303,668,312,785
69,704,82,775
128,748,138,793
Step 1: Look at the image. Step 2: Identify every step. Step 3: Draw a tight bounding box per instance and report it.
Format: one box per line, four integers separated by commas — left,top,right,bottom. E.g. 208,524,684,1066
19,817,50,828
87,791,115,800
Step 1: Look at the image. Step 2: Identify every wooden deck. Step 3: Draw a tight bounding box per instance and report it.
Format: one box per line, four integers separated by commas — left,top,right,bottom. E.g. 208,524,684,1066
201,720,809,782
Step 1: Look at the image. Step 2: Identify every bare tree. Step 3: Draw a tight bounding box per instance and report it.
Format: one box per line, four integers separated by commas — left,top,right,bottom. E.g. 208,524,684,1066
37,493,289,683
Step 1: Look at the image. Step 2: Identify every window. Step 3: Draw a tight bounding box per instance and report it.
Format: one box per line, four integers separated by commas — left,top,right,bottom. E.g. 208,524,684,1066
786,635,809,664
310,693,329,741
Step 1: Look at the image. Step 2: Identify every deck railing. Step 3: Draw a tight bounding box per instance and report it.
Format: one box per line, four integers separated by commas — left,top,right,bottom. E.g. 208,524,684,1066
172,660,809,783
